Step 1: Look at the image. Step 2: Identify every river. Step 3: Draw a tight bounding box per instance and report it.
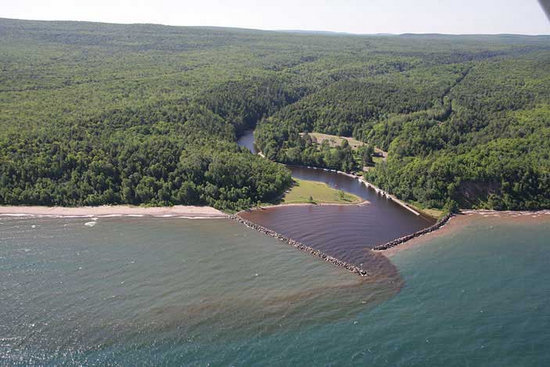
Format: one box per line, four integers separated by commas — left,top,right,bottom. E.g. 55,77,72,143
237,130,433,272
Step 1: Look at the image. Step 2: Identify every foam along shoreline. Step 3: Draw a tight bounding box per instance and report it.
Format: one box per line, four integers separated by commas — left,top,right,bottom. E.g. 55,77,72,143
379,210,550,257
0,205,227,218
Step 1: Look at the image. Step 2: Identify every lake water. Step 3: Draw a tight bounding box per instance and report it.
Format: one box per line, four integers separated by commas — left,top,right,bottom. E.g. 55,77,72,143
1,215,549,365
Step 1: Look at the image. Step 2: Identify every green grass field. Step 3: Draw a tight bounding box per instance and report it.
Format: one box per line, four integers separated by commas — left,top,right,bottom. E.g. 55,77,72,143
282,179,362,204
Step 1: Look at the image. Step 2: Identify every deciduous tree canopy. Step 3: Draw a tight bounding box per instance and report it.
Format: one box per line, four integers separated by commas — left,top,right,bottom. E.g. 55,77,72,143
0,19,548,210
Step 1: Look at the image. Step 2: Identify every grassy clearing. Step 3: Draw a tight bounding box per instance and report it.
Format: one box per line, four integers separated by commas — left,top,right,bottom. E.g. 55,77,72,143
282,178,362,204
302,132,388,163
304,132,364,150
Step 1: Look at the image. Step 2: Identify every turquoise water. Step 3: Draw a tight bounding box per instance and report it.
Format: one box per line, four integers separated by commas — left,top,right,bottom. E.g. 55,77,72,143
1,215,549,366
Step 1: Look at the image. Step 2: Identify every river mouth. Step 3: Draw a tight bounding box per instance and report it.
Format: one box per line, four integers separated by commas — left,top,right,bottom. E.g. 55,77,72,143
239,205,424,277
236,130,434,278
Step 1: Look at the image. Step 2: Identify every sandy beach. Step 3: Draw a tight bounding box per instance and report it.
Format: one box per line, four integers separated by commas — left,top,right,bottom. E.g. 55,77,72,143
380,209,550,257
0,205,227,218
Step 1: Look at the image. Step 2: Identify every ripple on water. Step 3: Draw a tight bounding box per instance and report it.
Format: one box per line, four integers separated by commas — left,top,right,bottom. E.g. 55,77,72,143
0,217,401,363
237,134,432,278
239,203,429,276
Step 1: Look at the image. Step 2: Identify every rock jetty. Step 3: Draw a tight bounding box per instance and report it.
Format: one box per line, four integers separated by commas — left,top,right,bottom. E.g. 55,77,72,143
230,215,370,277
373,213,453,250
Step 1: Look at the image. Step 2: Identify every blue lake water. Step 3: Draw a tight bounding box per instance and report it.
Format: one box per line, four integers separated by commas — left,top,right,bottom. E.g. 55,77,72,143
1,214,549,365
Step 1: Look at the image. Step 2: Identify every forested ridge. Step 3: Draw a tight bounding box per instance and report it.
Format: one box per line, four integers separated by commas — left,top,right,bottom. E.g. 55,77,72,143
1,18,549,211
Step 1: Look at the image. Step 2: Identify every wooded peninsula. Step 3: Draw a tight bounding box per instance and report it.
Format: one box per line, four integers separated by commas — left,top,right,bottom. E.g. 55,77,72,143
1,18,548,211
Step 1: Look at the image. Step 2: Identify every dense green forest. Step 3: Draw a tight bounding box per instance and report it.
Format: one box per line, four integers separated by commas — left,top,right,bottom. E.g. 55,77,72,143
0,18,549,210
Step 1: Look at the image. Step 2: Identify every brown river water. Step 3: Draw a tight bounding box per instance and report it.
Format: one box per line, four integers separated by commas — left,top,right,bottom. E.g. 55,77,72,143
237,131,434,276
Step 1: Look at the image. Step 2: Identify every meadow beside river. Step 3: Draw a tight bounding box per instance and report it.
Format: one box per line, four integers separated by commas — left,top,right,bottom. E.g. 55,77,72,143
282,179,362,205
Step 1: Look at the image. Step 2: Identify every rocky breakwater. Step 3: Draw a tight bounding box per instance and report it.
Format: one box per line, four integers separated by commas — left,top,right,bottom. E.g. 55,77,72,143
373,213,453,251
230,214,370,277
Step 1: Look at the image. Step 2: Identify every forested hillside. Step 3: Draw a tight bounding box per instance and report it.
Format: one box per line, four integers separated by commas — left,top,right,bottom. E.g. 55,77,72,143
254,39,550,210
1,18,549,210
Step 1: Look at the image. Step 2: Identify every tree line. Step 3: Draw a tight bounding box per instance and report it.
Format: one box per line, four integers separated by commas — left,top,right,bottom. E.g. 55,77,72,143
1,19,548,211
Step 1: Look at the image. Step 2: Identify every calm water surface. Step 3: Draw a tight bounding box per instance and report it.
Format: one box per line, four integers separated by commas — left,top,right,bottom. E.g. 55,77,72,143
1,215,549,365
236,129,257,154
243,166,432,253
237,130,432,272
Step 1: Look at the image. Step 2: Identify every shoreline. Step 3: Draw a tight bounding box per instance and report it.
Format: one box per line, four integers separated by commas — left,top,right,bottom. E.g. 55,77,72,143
4,203,547,278
379,210,550,257
0,205,227,218
238,200,370,214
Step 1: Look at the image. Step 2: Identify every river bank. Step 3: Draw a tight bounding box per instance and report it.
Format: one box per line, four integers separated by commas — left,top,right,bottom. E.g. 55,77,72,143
237,129,434,220
245,201,370,212
287,165,435,219
237,162,433,276
0,205,227,218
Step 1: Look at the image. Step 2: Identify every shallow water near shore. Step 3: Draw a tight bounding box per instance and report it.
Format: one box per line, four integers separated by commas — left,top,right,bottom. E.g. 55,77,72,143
1,215,549,365
0,216,399,365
